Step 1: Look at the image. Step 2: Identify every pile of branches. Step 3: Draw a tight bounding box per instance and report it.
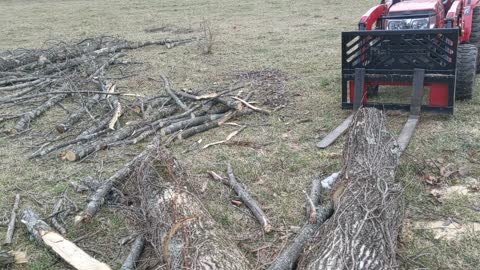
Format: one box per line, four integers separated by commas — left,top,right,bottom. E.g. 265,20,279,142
119,144,252,269
0,36,261,161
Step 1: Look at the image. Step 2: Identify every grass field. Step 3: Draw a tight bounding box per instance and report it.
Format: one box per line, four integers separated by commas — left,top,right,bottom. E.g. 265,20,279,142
1,0,479,269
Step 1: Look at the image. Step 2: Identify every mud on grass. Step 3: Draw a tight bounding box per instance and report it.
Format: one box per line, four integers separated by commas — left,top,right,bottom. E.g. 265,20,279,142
1,0,480,269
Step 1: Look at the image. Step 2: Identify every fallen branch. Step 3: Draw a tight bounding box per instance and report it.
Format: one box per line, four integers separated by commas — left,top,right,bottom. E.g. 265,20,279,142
267,202,333,270
123,146,252,269
161,74,188,111
202,126,246,149
120,235,145,270
22,208,111,270
226,163,272,233
15,93,67,131
74,137,160,223
4,194,20,245
50,197,67,235
232,96,271,114
0,251,14,268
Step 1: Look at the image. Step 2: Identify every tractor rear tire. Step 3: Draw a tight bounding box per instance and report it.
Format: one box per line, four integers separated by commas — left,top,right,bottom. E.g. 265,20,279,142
456,44,478,100
471,6,480,71
470,6,480,46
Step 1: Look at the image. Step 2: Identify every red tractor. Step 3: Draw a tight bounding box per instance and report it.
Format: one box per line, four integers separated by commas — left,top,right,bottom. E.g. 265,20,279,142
318,0,479,149
342,0,480,114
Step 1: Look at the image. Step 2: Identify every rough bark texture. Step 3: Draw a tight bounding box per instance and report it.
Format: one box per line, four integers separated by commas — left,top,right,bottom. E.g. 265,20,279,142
14,93,67,131
74,137,160,223
299,108,404,270
120,235,145,270
226,163,272,233
4,194,20,245
0,251,14,267
268,203,333,270
124,145,251,270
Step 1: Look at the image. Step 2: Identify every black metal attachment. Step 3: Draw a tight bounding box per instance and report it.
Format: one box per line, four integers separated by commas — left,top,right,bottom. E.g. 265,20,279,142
341,28,459,114
353,68,365,110
410,68,425,116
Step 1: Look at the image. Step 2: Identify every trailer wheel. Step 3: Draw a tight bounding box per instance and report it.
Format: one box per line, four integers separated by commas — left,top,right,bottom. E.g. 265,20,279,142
456,44,478,100
471,6,480,72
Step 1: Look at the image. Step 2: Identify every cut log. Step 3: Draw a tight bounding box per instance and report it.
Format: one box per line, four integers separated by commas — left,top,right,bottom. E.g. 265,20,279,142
4,194,20,245
21,208,111,270
298,108,404,270
123,146,251,270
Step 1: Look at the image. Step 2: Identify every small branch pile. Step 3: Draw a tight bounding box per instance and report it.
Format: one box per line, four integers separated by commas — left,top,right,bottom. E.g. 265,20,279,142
0,36,260,161
120,143,252,269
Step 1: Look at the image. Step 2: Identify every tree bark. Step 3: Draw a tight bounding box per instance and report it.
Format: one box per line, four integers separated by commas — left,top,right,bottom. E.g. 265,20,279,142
15,93,67,131
298,108,404,270
74,137,160,223
120,235,145,270
0,251,14,268
4,194,20,245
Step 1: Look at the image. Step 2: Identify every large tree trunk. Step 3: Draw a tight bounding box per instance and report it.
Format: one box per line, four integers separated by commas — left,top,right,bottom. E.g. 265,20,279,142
123,144,251,270
299,108,404,270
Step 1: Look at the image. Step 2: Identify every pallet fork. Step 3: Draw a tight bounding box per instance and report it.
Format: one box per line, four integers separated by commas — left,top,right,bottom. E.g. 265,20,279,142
317,68,425,153
317,28,459,151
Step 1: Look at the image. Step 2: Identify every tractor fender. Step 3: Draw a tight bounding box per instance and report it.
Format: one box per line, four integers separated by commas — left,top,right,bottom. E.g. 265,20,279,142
359,4,386,30
461,0,480,43
446,0,462,27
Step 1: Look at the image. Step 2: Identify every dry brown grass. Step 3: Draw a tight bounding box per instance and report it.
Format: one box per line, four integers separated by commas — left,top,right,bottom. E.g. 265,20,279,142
0,0,479,269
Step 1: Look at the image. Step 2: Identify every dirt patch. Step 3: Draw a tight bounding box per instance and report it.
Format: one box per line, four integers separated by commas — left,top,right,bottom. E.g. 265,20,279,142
144,25,194,34
234,69,289,107
412,220,480,240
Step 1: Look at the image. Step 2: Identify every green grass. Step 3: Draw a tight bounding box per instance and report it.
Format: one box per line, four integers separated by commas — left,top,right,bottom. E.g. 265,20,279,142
0,0,479,269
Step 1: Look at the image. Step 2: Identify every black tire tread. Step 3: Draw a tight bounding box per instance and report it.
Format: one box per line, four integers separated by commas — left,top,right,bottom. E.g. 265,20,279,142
456,44,477,100
470,6,480,45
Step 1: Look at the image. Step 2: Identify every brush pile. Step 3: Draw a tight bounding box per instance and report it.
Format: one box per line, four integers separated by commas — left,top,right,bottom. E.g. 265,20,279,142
0,36,259,161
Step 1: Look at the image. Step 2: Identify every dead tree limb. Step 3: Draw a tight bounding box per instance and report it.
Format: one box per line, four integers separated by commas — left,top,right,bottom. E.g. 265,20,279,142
123,146,251,270
21,208,111,270
50,198,67,235
74,137,160,223
267,203,333,270
4,194,20,245
298,108,403,270
0,251,14,268
15,93,67,131
120,235,145,270
160,74,188,111
55,93,102,133
226,163,272,233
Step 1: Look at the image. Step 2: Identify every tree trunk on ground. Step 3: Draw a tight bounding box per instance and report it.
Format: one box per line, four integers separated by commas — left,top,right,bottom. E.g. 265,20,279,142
298,108,404,270
124,145,251,270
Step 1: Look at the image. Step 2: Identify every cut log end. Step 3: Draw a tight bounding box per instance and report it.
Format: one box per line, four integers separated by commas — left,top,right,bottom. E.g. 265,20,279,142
62,150,79,162
55,124,67,134
74,213,90,224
